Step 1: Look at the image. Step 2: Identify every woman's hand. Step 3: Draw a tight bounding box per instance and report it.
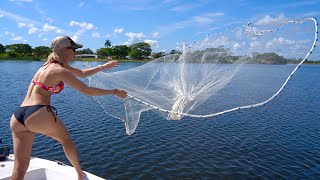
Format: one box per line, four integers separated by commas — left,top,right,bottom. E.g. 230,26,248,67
101,60,119,70
114,89,128,99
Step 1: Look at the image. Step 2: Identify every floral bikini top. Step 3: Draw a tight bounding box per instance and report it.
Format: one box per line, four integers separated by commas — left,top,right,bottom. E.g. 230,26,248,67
32,79,64,94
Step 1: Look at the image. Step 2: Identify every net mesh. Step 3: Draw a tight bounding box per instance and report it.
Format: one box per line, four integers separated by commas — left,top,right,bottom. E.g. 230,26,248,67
85,17,318,135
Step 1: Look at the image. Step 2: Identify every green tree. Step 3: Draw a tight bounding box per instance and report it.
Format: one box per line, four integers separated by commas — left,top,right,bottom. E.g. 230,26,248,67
0,43,5,53
5,44,33,55
113,45,130,59
153,52,165,59
96,48,113,58
77,48,94,54
129,42,151,59
104,40,111,48
33,46,51,58
128,48,139,59
253,53,287,64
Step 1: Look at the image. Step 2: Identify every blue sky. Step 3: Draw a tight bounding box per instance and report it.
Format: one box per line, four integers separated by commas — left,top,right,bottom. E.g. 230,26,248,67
0,0,319,54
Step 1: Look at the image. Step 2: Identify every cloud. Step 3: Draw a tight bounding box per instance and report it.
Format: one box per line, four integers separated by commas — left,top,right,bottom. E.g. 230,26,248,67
4,31,26,42
152,32,160,38
0,9,40,25
125,32,145,39
92,32,101,38
156,12,224,35
18,22,34,28
96,0,162,11
265,37,295,49
191,13,224,24
170,3,203,12
144,39,159,47
9,0,32,3
233,43,241,50
71,35,79,42
42,23,63,33
28,27,38,34
123,32,145,45
69,21,97,40
255,14,288,25
114,28,124,33
12,36,24,41
70,21,96,30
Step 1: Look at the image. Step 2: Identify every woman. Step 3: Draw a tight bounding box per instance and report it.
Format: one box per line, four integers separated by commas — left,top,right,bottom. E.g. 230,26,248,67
10,36,127,180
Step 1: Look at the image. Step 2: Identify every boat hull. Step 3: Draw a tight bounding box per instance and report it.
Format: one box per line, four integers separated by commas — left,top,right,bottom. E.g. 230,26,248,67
0,154,105,180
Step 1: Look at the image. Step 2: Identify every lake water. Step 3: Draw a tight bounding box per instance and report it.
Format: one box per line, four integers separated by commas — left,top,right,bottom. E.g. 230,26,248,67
0,61,320,179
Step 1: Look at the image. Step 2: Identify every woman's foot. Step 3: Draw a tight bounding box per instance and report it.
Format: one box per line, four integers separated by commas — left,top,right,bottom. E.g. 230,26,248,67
78,171,87,180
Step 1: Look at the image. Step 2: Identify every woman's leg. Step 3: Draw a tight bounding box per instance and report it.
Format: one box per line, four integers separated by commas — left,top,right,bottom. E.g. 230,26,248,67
24,107,85,179
10,115,35,180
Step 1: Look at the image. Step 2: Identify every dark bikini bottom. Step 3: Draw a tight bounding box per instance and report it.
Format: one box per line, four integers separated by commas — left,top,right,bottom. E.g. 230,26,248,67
13,105,57,126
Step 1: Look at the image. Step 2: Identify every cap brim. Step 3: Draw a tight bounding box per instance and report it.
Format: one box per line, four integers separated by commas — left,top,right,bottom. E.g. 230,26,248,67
70,43,83,49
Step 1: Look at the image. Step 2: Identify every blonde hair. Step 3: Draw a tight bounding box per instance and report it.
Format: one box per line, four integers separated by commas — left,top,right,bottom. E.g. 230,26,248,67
44,48,66,66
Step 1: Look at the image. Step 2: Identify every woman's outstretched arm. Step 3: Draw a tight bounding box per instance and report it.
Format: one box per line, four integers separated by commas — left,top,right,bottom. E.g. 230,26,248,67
65,60,119,78
59,68,127,98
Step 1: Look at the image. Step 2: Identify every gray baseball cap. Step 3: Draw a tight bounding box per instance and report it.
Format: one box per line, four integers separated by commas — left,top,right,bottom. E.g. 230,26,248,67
51,36,83,51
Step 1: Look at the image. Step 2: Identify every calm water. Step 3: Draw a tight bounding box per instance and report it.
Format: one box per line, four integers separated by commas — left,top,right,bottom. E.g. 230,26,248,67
0,61,320,179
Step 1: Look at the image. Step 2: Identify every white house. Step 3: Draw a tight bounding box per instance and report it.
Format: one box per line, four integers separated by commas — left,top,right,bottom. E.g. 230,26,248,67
75,54,98,58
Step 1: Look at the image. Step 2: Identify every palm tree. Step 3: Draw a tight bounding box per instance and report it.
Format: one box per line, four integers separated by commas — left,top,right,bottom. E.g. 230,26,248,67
104,40,111,48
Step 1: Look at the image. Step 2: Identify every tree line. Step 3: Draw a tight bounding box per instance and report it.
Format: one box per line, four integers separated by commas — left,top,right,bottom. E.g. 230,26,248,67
0,40,171,60
0,41,318,63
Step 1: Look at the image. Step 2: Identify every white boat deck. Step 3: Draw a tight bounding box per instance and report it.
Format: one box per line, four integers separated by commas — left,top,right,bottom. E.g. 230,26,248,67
0,154,105,180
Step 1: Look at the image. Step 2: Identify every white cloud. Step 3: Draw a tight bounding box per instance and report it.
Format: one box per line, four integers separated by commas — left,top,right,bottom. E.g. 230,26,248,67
192,13,224,24
124,32,145,45
125,32,145,39
28,27,38,34
69,21,97,40
5,31,15,36
0,14,3,18
233,43,241,50
152,32,160,38
71,35,79,42
4,31,26,42
18,22,34,28
0,9,40,25
92,32,100,38
156,12,224,35
171,3,201,12
43,23,63,33
255,14,288,25
114,28,124,33
9,0,32,2
144,39,159,47
12,36,24,41
265,37,295,49
69,21,96,30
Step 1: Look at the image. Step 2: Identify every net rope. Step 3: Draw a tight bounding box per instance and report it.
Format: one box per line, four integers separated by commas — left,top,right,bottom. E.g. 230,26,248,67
85,17,318,135
126,17,318,118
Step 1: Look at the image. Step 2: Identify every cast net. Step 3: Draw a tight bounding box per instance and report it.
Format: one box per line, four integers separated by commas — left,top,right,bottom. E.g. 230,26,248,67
85,17,318,135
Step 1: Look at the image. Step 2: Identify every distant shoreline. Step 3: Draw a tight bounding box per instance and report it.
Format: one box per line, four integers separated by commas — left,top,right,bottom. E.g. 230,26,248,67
0,58,151,63
0,58,319,64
